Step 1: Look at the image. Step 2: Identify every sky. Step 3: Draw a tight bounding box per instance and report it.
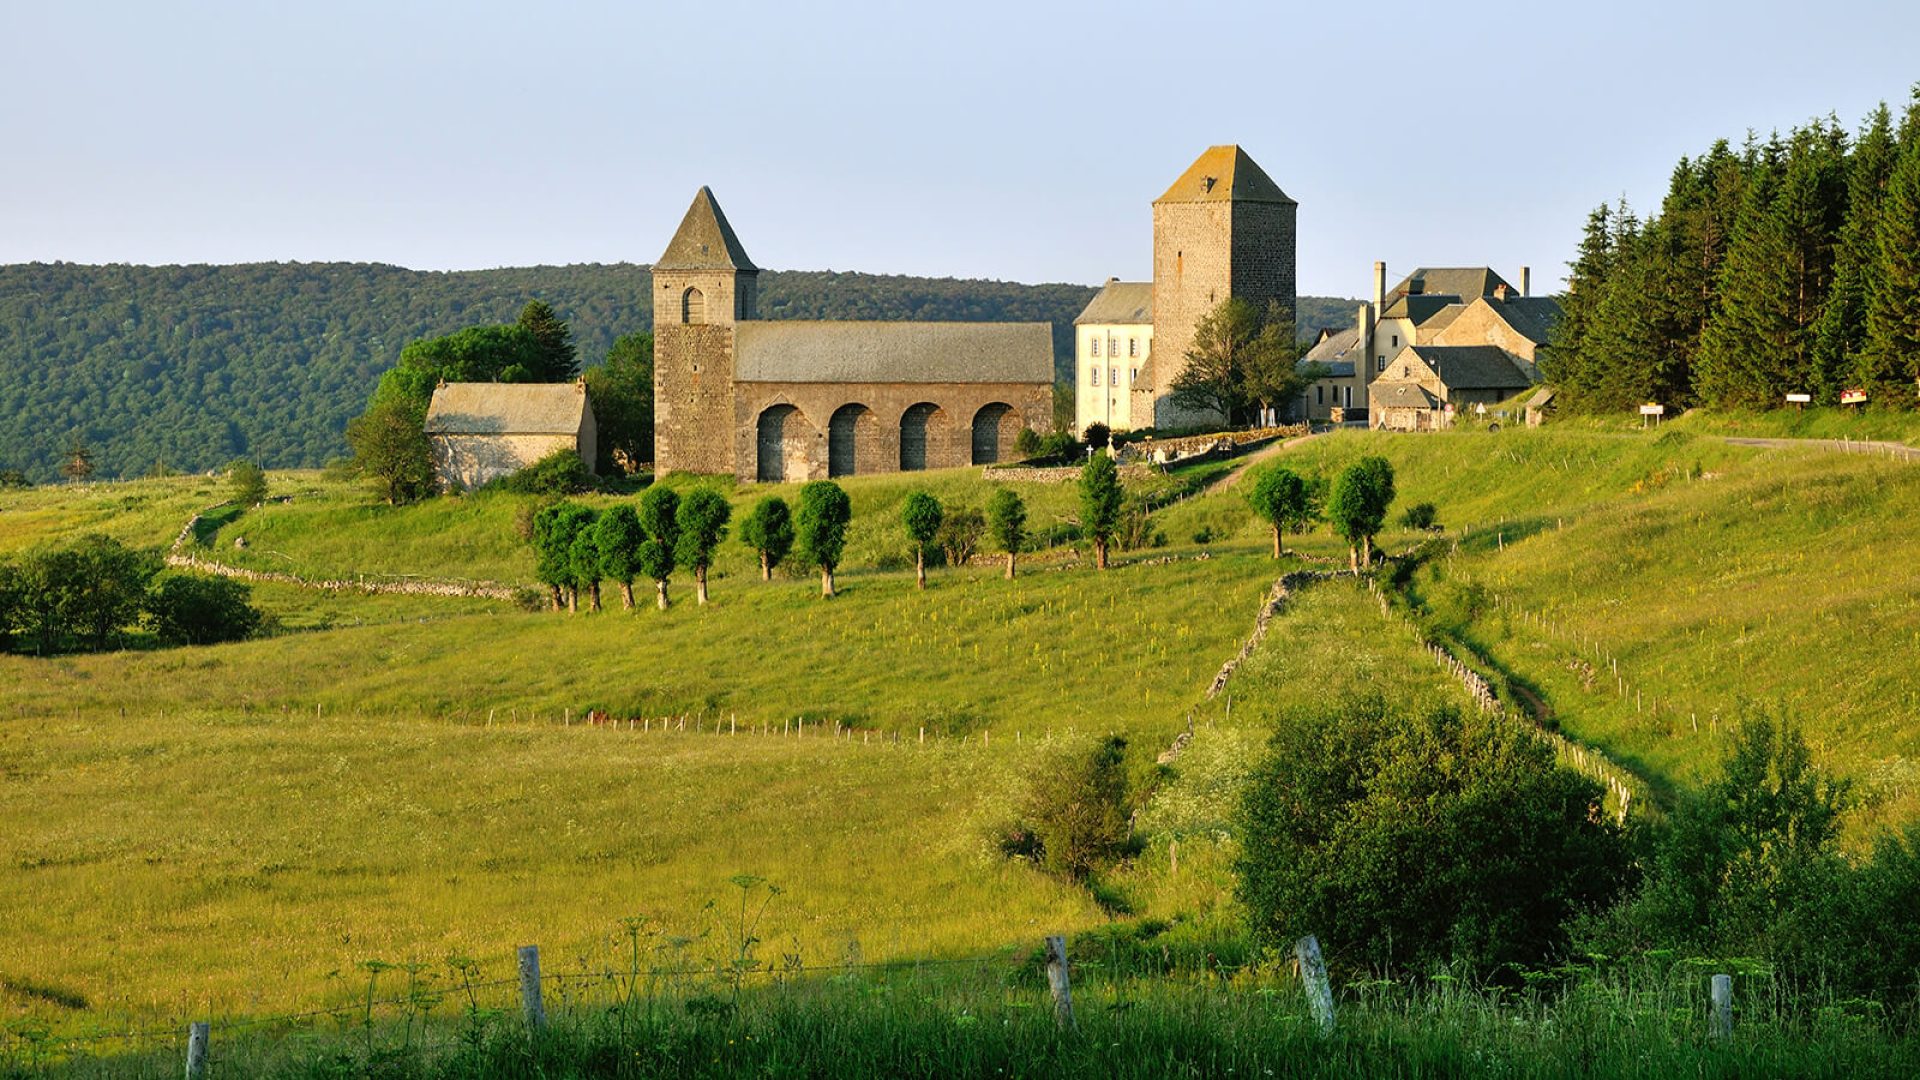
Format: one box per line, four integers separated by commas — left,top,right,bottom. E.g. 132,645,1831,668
4,0,1918,298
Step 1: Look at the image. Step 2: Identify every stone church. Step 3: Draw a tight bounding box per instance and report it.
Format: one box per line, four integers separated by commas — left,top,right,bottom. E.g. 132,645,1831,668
651,189,1055,481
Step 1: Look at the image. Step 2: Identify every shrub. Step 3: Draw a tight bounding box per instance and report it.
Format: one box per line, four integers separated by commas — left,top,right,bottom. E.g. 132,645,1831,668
1014,428,1042,458
1013,735,1135,881
0,468,33,489
495,448,591,495
1236,694,1630,975
144,574,262,645
936,505,985,567
227,458,268,506
1083,422,1111,451
1401,502,1440,530
0,536,159,654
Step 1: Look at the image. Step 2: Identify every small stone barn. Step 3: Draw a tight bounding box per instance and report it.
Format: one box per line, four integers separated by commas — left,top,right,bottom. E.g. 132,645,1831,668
652,187,1054,481
1369,345,1536,432
424,381,596,490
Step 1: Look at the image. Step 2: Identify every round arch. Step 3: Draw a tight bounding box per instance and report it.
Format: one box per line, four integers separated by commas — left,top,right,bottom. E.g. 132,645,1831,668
755,404,813,482
970,402,1018,465
899,402,948,471
828,403,877,477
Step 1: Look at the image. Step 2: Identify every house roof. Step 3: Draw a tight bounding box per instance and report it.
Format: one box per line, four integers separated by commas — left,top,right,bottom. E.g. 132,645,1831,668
1387,267,1512,304
1306,360,1356,379
655,186,758,271
1481,295,1563,345
1302,325,1361,364
1075,280,1154,325
424,382,590,435
733,321,1053,385
1525,386,1558,410
1406,345,1534,390
1372,382,1439,409
1155,145,1295,205
1380,294,1463,327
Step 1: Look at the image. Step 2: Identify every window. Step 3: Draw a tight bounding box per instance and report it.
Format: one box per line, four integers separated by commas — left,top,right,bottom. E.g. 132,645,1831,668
1091,366,1101,387
1316,386,1324,404
1130,368,1137,384
1110,367,1118,387
1108,336,1119,357
1128,338,1139,357
1090,337,1100,358
1391,334,1399,348
1376,356,1386,372
682,287,706,325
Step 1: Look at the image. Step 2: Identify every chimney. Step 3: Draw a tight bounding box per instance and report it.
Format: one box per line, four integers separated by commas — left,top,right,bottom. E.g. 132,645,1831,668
1493,283,1510,302
1408,277,1425,296
1373,261,1386,311
1520,266,1531,297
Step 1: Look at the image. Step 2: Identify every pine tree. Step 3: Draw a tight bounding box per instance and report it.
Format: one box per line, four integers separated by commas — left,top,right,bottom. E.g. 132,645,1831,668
1542,204,1614,409
1813,104,1895,401
1861,95,1920,405
1696,136,1798,407
517,299,577,381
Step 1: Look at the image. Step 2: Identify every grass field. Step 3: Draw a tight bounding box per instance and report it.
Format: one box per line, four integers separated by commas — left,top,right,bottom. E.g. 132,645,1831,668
9,422,1920,1068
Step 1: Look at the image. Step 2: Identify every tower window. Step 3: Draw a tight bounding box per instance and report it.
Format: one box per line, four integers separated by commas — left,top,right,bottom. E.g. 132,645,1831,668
682,287,706,325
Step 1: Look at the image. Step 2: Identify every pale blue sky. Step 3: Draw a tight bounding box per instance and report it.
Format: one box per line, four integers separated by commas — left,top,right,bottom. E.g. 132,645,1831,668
3,1,1916,297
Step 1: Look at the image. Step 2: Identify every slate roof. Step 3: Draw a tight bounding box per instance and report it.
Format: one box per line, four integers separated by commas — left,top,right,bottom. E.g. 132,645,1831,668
1483,296,1563,345
1387,267,1512,304
1302,325,1363,368
1156,145,1295,205
1406,345,1535,390
655,186,758,271
733,321,1053,385
1380,294,1463,327
425,382,591,435
1075,280,1154,325
1307,360,1356,379
1422,303,1468,334
1372,382,1439,409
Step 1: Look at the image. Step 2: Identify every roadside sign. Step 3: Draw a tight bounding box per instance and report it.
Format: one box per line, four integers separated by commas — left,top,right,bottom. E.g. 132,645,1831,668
1841,388,1868,405
1639,403,1665,416
1785,393,1812,404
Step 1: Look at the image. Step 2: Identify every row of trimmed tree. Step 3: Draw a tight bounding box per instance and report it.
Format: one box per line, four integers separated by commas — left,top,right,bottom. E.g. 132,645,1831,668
1548,92,1920,411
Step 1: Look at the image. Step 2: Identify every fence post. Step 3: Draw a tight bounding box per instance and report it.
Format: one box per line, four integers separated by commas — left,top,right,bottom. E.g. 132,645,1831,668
185,1021,209,1080
1710,973,1732,1042
1295,934,1335,1034
518,944,546,1033
1043,935,1075,1030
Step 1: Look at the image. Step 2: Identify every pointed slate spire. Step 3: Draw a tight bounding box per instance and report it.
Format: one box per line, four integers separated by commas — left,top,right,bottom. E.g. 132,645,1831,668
655,186,758,271
1154,145,1295,205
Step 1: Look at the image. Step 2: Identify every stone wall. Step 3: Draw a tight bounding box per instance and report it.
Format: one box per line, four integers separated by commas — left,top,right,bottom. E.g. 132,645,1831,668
729,380,1051,482
654,323,739,474
431,432,581,490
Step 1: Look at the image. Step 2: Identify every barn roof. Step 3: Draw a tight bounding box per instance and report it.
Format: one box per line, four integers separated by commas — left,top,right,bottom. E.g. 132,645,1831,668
1075,280,1154,325
733,321,1053,385
424,382,591,435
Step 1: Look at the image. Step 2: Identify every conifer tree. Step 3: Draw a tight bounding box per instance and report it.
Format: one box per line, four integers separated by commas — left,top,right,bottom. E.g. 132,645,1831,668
1814,105,1895,401
1696,136,1796,407
1542,204,1615,408
517,299,577,381
1861,96,1920,405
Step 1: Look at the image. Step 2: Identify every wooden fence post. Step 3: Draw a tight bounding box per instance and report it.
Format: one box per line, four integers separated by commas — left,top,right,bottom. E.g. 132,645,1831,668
1043,935,1075,1030
185,1021,209,1080
1710,973,1732,1042
1295,934,1335,1034
518,944,545,1033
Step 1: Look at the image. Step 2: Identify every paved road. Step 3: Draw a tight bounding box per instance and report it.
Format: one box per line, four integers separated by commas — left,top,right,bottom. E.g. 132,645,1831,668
1721,436,1920,461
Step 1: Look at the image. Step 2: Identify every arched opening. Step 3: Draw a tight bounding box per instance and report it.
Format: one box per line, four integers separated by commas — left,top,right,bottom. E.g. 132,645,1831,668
828,403,877,477
970,402,1017,465
755,404,812,482
899,402,946,471
682,287,706,325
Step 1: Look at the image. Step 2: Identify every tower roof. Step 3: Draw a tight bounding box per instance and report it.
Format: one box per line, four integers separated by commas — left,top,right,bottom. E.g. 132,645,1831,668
655,186,758,271
1155,145,1295,205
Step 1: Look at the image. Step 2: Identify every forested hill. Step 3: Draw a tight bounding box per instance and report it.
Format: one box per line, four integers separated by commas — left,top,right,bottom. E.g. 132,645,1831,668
0,261,1357,480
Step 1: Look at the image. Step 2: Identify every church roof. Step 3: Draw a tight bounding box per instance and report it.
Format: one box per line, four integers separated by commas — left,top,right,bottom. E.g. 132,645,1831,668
655,186,758,271
734,321,1053,385
1075,280,1154,325
1387,267,1511,304
1155,145,1295,205
1405,345,1535,390
424,382,591,435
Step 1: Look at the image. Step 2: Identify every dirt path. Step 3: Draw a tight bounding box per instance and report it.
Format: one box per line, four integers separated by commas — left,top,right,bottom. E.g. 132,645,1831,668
1216,429,1329,489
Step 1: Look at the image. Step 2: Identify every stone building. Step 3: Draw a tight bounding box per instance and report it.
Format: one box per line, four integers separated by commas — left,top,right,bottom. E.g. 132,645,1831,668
424,381,596,489
1368,344,1537,431
1073,279,1153,434
652,188,1054,481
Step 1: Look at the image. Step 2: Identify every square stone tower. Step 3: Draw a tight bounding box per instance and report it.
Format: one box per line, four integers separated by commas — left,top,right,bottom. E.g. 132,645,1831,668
653,187,758,475
1138,146,1297,428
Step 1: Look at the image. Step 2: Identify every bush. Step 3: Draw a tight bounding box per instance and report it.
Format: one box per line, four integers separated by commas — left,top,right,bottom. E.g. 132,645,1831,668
0,536,159,654
0,469,31,489
1014,428,1042,458
145,573,262,645
936,505,986,566
1008,735,1136,881
1401,502,1440,530
494,449,591,495
1083,422,1111,451
1236,694,1630,975
227,458,268,506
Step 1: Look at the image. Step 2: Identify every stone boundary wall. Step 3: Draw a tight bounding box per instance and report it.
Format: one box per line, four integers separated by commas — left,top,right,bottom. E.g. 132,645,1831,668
1206,569,1343,700
979,463,1156,484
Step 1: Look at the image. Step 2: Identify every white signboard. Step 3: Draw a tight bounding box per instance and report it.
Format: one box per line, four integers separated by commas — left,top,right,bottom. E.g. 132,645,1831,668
1785,393,1812,404
1639,404,1666,416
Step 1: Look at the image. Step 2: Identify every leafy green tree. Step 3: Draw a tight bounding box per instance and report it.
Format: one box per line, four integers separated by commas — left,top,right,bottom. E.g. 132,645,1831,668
1015,735,1133,882
0,469,30,489
937,505,985,567
1081,422,1111,451
740,495,794,581
61,436,95,483
1245,465,1317,558
795,481,852,597
1328,456,1394,570
0,559,21,653
583,331,654,473
517,299,577,381
144,573,262,645
1079,453,1123,570
592,504,645,610
1171,298,1307,424
531,502,595,611
1237,695,1629,975
568,509,606,611
900,491,944,589
675,488,732,605
227,458,268,506
373,324,547,413
494,448,590,494
986,487,1027,579
6,536,157,653
345,398,434,505
638,486,681,610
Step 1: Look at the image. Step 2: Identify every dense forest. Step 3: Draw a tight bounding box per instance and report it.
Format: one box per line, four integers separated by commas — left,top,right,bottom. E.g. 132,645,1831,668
1547,91,1920,411
0,261,1358,481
